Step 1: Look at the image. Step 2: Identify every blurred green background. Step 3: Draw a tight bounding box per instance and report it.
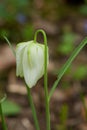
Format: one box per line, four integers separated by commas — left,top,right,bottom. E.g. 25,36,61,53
0,0,87,42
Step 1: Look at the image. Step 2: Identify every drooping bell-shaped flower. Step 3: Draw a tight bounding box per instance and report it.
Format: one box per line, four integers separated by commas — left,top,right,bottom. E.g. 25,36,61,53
16,40,49,88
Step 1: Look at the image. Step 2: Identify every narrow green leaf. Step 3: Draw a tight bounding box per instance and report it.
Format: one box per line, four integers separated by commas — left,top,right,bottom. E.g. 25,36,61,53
1,99,21,116
49,37,87,101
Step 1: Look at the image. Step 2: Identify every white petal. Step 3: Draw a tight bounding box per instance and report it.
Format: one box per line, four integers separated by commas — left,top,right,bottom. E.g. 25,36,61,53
23,43,45,88
16,40,49,88
16,41,33,77
28,44,45,80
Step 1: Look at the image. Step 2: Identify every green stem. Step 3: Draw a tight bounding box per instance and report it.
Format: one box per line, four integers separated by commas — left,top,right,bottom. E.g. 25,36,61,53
49,37,87,101
34,29,51,130
26,85,40,130
5,37,40,130
0,95,7,130
5,36,40,129
4,36,16,56
80,92,87,121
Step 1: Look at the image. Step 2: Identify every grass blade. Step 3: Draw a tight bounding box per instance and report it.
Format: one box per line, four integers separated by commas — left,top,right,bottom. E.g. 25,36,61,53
49,37,87,101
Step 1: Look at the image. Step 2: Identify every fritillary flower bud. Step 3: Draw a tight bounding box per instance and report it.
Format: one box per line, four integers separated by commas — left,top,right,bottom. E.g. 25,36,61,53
16,40,49,88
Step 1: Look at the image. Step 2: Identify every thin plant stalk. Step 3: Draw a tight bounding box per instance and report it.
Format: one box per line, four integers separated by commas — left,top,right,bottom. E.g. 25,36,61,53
49,37,87,101
26,85,40,130
34,30,51,130
4,38,40,130
4,36,16,56
0,104,7,130
80,92,87,121
0,95,7,130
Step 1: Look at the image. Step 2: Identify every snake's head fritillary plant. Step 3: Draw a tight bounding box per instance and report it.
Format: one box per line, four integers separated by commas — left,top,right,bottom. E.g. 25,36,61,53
16,40,49,88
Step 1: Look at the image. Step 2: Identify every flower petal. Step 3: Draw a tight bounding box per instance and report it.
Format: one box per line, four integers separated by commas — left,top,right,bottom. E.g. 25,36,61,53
23,43,45,88
16,40,49,88
16,41,33,77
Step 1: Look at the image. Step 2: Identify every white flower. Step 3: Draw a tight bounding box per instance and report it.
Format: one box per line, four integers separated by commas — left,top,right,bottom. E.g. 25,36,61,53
16,40,49,88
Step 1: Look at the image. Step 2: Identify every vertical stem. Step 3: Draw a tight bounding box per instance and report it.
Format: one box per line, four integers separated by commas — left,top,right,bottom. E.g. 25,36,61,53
80,92,87,121
26,85,40,130
34,29,51,130
44,49,50,130
0,103,7,130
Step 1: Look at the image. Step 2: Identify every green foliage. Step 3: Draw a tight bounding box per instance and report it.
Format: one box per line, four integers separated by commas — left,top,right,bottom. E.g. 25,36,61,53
78,0,87,16
80,92,87,121
72,65,87,80
61,81,70,89
6,0,28,9
84,0,87,4
54,66,71,78
0,4,8,19
0,29,10,38
56,125,67,130
0,0,29,22
56,104,68,130
0,0,34,42
54,64,87,87
1,99,21,116
22,24,34,40
59,104,68,124
49,37,87,100
79,5,87,16
57,32,77,55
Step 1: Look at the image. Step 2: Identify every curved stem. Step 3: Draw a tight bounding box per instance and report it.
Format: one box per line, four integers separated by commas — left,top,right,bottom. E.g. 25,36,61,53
4,36,16,57
34,29,51,130
49,37,87,101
